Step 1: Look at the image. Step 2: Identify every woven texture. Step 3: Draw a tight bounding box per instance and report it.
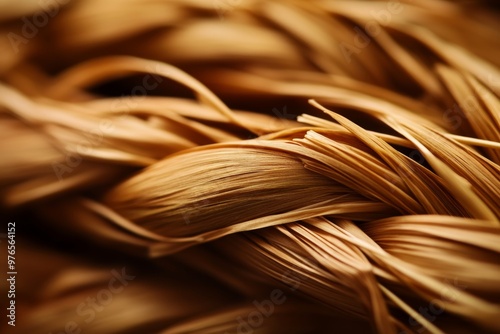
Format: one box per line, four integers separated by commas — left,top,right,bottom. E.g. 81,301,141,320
1,1,500,333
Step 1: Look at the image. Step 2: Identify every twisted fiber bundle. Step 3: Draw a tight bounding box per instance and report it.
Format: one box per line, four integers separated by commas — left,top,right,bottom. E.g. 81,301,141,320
1,0,500,333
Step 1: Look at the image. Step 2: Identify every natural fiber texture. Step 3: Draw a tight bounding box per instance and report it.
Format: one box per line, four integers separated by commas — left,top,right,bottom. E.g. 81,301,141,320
1,0,500,333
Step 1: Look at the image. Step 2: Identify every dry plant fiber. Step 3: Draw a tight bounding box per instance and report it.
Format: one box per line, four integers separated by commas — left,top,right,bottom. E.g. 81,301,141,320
0,0,500,333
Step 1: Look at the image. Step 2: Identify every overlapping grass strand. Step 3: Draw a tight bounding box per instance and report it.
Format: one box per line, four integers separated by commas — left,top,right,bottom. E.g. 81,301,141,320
1,1,500,333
